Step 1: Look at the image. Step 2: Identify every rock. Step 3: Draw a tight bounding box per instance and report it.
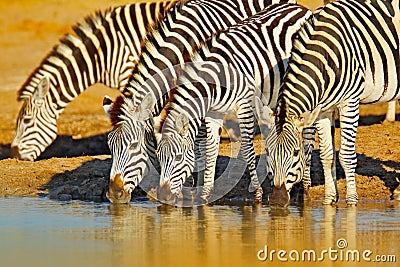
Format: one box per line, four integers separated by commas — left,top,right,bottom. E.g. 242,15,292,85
59,194,72,201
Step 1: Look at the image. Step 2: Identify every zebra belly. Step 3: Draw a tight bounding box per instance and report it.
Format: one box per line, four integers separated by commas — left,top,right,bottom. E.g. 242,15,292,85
360,69,400,104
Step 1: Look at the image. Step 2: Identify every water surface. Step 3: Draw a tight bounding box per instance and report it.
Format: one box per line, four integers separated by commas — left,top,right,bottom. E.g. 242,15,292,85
0,197,399,267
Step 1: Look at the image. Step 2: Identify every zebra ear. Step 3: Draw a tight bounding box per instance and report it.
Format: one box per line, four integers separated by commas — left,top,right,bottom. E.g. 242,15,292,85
175,113,190,136
33,76,49,106
295,106,321,129
136,94,156,121
139,94,156,111
254,96,274,129
103,95,113,118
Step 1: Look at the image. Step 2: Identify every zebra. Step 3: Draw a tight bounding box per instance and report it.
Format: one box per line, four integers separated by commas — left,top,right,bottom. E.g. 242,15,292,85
265,0,400,206
104,0,296,204
325,0,397,122
11,1,176,161
154,3,312,204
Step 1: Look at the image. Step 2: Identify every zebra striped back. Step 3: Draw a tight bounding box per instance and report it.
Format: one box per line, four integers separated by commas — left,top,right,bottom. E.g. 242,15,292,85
112,0,297,115
106,0,297,203
267,0,400,205
11,1,175,161
155,4,311,202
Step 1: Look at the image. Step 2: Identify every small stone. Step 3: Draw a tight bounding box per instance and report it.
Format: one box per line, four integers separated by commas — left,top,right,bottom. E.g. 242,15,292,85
48,186,65,199
59,194,72,201
72,134,82,140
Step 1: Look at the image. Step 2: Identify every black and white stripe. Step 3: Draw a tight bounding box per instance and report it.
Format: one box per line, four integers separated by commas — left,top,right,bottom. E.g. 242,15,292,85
11,1,175,161
155,3,311,203
267,0,400,206
107,0,296,203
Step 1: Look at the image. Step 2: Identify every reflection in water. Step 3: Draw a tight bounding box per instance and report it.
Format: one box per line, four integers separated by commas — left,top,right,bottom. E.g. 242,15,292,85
0,198,399,267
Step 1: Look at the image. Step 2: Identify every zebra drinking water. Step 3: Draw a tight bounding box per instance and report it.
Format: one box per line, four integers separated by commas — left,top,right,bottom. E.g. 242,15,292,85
154,3,312,204
104,0,296,203
11,1,175,161
266,0,400,206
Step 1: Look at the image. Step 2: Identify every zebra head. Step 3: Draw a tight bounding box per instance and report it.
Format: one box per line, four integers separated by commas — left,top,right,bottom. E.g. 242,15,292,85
265,119,304,208
156,113,195,204
11,75,58,161
104,94,157,204
265,106,320,208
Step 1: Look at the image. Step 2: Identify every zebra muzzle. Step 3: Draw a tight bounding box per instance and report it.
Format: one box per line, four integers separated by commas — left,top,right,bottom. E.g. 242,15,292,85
268,185,290,209
157,182,176,204
10,145,21,159
107,174,131,204
10,145,35,161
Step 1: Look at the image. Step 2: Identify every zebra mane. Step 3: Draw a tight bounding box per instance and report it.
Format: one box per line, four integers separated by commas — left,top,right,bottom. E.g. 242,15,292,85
110,95,131,126
275,95,289,133
273,13,316,129
117,0,188,121
157,86,178,132
17,8,111,100
141,0,188,50
141,0,183,46
290,13,315,62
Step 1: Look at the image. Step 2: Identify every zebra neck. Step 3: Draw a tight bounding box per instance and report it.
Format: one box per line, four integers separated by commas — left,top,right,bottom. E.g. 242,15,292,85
123,0,297,120
123,0,274,115
275,91,306,126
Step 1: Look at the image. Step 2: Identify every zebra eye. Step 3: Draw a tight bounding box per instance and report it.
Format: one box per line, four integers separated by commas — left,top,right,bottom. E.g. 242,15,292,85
175,154,183,161
129,141,139,150
293,149,300,157
23,116,32,124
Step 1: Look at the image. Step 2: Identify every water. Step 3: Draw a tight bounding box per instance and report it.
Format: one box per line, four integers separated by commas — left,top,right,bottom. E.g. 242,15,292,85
0,197,399,267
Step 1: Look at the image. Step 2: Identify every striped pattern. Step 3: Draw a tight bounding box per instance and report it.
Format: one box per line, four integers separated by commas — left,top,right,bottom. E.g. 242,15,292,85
11,1,174,161
267,0,400,205
155,4,312,203
107,0,297,203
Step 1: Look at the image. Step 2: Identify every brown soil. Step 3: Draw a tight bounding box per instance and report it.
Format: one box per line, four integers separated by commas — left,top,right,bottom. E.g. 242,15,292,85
0,0,399,205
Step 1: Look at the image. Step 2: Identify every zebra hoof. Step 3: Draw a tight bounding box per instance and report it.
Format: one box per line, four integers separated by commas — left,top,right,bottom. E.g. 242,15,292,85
303,186,311,202
199,185,213,203
346,200,358,207
198,194,210,205
323,195,337,206
346,194,358,206
254,187,263,204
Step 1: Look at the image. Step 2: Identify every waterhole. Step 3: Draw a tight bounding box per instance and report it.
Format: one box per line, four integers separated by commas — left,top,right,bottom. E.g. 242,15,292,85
0,197,399,267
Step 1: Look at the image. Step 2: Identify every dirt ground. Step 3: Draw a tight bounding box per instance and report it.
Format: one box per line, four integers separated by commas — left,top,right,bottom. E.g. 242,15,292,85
0,0,399,205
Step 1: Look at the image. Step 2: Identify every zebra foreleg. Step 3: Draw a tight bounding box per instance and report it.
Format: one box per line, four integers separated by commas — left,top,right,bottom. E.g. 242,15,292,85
192,122,207,187
301,126,316,200
200,117,223,202
236,101,263,203
338,100,359,206
315,113,338,205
